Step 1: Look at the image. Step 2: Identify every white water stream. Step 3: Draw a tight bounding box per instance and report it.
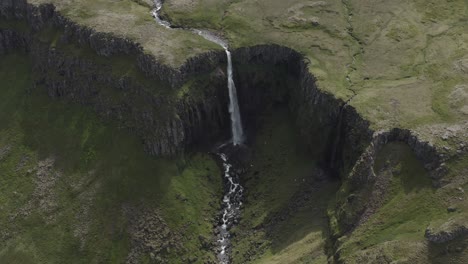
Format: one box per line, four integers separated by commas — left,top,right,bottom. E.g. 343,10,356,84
216,153,243,263
151,2,244,263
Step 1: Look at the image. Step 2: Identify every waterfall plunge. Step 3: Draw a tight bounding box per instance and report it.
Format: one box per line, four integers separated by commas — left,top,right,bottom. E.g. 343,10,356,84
191,29,244,145
150,7,245,144
225,49,244,145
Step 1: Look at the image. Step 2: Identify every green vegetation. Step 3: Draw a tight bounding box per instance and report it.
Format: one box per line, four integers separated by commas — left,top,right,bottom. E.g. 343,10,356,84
162,0,229,30
13,0,467,149
333,142,468,263
229,107,339,263
2,0,468,263
0,53,222,263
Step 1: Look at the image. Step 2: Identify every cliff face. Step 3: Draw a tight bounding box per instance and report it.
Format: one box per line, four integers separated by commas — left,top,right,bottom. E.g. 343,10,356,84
231,45,447,241
232,45,372,175
0,28,28,53
1,0,447,246
1,0,230,155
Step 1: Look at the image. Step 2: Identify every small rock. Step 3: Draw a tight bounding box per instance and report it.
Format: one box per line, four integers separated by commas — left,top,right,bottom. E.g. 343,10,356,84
447,206,457,213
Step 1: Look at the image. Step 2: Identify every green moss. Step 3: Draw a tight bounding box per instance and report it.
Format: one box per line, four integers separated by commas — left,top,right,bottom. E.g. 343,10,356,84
0,53,222,263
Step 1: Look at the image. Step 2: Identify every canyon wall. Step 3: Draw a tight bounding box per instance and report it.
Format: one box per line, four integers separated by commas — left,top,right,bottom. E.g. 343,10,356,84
231,45,447,238
1,0,229,155
0,0,447,242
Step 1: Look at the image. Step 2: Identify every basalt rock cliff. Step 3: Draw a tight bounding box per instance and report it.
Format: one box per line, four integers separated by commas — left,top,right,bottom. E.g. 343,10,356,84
0,0,449,256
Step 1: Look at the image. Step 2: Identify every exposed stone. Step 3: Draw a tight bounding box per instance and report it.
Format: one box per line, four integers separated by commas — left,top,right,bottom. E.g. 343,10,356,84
447,206,458,213
10,157,60,223
0,145,12,161
425,220,468,243
123,205,183,264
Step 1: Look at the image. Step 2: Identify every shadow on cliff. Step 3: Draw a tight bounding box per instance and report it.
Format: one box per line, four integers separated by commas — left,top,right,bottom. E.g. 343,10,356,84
232,103,339,261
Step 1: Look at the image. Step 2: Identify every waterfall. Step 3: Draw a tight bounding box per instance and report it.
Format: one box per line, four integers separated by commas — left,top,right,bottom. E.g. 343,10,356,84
225,49,244,145
190,29,245,145
152,3,245,145
151,4,244,263
151,1,245,145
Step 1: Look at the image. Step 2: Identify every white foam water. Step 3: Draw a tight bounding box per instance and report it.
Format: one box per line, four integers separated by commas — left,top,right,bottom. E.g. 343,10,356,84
192,30,244,145
216,153,243,264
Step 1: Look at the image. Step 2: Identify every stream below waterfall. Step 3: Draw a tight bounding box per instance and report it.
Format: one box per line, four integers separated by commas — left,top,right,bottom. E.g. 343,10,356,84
216,152,243,264
151,1,244,263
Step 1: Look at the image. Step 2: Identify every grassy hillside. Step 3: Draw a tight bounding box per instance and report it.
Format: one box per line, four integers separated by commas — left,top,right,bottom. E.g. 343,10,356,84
28,0,221,66
0,53,222,263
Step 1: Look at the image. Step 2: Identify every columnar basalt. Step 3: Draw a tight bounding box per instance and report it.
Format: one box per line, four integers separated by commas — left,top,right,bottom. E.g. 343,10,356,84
230,45,447,242
0,0,449,257
1,0,230,156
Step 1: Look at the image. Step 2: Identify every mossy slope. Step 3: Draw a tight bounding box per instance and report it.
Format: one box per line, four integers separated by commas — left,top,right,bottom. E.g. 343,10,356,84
0,53,222,263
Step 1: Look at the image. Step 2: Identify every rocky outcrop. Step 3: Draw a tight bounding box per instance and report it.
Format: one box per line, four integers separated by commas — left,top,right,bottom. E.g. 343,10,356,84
1,0,445,210
331,126,447,240
0,28,29,54
345,128,445,187
123,205,183,264
426,218,468,243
